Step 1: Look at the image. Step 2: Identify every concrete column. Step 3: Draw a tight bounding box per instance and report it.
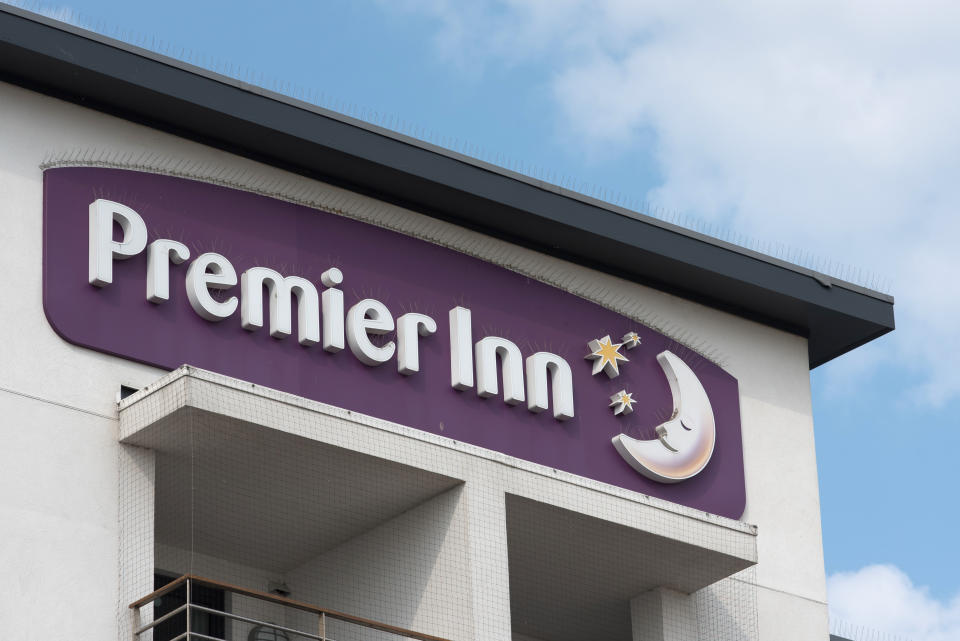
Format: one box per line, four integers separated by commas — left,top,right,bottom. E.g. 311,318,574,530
464,481,513,641
118,444,156,640
631,587,698,641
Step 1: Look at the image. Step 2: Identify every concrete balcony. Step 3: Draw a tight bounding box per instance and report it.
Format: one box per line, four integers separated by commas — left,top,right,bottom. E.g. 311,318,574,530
118,366,758,641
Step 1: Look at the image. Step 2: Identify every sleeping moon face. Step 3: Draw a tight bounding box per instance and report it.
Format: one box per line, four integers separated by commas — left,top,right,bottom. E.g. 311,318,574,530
612,350,716,483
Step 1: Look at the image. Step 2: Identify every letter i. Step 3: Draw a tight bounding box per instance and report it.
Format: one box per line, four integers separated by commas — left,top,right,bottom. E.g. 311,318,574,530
449,306,473,390
321,268,345,352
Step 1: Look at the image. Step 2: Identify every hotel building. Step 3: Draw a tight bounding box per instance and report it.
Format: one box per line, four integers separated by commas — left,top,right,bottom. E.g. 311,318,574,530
0,6,895,641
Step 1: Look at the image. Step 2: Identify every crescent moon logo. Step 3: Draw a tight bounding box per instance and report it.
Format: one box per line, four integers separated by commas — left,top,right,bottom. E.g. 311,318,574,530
612,350,716,483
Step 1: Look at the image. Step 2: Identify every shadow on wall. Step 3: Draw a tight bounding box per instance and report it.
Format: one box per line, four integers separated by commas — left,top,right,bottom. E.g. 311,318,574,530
143,406,471,641
155,484,469,641
283,484,470,641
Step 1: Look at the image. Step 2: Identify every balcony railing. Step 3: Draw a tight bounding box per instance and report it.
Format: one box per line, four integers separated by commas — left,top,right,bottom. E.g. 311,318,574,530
130,574,452,641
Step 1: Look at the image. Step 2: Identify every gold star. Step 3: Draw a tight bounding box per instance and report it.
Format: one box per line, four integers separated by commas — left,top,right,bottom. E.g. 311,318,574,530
609,389,635,416
585,335,629,378
622,331,641,349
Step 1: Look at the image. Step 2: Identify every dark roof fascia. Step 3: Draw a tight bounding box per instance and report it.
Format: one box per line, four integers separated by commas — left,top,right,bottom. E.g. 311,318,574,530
0,5,894,368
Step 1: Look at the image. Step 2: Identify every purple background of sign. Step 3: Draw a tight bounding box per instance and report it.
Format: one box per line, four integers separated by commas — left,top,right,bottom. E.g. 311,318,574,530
43,167,746,518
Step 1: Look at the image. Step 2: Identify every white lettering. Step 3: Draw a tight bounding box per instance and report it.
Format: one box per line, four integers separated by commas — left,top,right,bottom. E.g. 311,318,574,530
525,352,575,420
146,239,190,303
397,313,437,375
475,336,525,405
84,202,580,422
88,199,148,287
449,306,473,390
186,252,238,321
240,267,320,345
321,268,345,353
346,299,395,366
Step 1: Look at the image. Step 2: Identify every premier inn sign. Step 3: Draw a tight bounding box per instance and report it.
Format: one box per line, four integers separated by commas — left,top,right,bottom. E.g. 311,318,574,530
43,167,746,518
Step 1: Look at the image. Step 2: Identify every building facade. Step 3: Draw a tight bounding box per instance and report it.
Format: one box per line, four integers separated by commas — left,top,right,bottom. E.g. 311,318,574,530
0,6,895,641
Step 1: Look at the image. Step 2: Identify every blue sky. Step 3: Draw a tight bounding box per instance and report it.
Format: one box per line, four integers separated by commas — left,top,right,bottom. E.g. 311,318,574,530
12,1,960,637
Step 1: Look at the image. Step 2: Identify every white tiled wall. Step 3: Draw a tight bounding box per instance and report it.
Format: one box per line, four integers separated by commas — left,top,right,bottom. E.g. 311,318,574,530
0,77,828,641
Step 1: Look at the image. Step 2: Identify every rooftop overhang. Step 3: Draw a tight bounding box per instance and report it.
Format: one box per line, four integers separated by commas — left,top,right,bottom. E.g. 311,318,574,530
0,5,894,368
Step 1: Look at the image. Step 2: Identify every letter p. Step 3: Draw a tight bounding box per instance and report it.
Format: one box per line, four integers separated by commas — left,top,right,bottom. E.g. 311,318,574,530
89,199,148,287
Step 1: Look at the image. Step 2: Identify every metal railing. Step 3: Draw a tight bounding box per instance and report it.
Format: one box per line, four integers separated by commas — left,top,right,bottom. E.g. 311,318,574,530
130,574,452,641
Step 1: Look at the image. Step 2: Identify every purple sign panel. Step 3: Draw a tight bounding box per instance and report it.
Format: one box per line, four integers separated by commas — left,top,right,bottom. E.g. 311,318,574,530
43,167,746,518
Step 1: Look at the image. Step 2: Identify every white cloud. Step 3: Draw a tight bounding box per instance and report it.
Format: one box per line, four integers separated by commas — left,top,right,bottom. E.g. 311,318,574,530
828,565,960,641
389,0,960,407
